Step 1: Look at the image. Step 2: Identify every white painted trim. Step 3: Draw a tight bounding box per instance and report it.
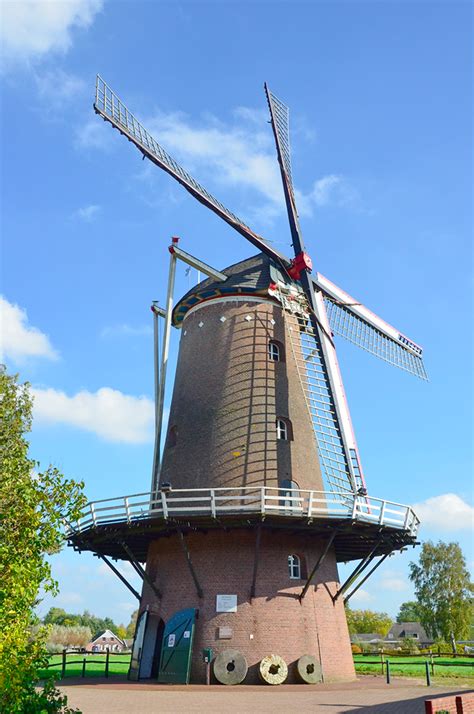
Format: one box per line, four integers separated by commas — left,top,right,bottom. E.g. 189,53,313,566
182,295,277,323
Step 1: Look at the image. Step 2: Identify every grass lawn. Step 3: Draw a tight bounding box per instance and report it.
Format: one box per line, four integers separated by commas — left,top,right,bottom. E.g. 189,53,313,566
39,653,131,680
354,654,474,680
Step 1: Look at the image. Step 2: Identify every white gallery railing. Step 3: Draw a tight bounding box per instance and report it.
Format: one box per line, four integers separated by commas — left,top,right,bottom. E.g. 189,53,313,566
65,487,420,537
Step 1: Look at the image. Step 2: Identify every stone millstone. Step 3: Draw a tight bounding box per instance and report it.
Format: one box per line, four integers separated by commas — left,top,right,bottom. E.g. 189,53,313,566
259,654,288,685
213,649,248,685
296,654,322,684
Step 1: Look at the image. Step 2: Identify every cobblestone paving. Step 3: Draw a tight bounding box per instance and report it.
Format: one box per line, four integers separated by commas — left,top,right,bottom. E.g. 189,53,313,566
58,677,473,713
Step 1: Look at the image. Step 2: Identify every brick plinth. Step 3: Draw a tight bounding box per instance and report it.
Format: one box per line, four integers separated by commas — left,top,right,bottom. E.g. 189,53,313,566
140,529,355,684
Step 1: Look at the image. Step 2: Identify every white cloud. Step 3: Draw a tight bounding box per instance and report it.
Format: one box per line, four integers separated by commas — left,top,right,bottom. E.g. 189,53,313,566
32,386,154,444
35,68,86,105
413,493,474,532
75,117,118,151
348,588,375,604
380,577,408,592
73,204,101,222
100,324,153,339
81,100,356,221
1,0,103,66
0,296,59,363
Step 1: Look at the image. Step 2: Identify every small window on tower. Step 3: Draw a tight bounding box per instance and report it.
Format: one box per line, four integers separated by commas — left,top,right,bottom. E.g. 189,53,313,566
276,417,292,440
268,340,280,361
288,554,301,579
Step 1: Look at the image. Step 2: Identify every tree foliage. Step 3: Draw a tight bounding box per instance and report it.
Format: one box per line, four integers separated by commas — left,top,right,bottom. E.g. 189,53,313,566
43,608,118,639
0,369,86,713
46,625,92,652
409,541,473,641
125,609,138,639
396,601,424,623
345,608,393,637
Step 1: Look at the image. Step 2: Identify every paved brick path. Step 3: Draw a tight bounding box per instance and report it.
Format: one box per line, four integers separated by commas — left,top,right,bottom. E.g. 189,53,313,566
59,676,473,713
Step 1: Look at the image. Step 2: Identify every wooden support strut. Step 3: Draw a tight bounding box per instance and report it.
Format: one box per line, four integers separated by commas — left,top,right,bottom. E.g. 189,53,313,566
177,529,204,599
120,541,162,599
299,529,338,602
97,554,141,601
343,552,391,604
250,525,262,599
332,538,383,602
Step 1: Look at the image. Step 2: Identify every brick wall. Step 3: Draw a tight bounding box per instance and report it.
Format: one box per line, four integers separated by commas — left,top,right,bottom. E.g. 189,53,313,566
140,529,355,684
425,692,474,713
160,297,324,493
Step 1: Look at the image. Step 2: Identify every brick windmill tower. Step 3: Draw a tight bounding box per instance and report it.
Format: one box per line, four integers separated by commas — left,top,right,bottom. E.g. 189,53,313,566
68,77,426,685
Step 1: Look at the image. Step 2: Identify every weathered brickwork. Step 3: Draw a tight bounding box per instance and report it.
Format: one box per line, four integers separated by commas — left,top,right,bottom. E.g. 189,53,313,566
160,298,323,493
140,530,355,684
425,693,474,714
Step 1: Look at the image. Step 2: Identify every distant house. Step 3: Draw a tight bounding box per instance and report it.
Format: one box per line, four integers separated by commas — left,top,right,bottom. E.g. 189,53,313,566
350,633,384,645
386,622,432,647
85,629,126,653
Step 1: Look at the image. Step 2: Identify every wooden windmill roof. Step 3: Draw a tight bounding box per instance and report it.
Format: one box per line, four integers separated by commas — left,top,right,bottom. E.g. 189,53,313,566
172,252,293,326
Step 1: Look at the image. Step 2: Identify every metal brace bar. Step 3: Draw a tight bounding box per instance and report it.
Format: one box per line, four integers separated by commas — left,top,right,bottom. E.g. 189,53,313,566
250,525,262,599
299,530,338,602
170,244,228,282
98,554,140,601
344,552,391,604
120,541,162,599
333,539,382,601
151,249,177,495
177,530,204,598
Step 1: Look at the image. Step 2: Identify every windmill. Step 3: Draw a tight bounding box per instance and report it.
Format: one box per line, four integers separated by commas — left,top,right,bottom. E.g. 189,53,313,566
67,76,425,685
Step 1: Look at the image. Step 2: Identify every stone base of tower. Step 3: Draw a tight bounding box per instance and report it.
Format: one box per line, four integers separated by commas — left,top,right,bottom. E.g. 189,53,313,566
139,528,355,684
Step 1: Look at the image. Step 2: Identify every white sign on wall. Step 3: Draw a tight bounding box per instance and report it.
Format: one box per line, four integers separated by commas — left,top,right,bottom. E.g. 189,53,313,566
167,634,176,647
216,594,237,613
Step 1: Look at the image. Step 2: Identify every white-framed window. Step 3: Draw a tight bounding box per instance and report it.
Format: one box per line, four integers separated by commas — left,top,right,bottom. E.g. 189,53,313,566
288,554,301,579
276,418,288,440
268,341,280,361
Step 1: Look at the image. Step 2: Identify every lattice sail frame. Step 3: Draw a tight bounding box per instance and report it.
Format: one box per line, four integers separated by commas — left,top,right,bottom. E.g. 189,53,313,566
314,274,428,381
265,86,295,202
275,284,365,495
94,76,289,265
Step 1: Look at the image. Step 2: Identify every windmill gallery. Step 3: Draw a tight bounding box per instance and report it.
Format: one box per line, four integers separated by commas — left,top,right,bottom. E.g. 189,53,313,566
67,77,427,685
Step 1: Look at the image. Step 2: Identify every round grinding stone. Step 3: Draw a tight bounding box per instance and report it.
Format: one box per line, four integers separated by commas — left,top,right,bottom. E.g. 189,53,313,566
296,654,322,684
213,649,248,685
259,654,288,685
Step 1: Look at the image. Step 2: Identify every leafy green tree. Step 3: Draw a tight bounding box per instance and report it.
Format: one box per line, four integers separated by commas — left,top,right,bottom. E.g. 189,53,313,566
126,609,138,639
0,369,86,713
345,608,393,637
396,601,424,623
43,608,119,639
409,541,473,640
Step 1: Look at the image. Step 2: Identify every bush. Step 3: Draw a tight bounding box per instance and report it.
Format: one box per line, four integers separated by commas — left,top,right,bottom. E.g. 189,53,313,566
351,644,362,654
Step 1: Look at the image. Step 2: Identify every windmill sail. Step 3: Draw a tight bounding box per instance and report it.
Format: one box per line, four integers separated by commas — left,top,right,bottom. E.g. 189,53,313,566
264,86,295,203
276,284,365,495
94,76,289,267
314,274,428,380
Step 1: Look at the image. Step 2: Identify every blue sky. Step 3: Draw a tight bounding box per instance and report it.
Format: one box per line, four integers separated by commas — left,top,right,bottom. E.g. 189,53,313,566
1,0,472,626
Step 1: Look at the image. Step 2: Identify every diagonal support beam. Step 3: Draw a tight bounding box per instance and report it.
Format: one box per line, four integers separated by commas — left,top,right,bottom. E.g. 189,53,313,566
97,554,140,601
333,539,383,602
177,530,204,599
250,525,262,599
344,552,391,604
120,541,162,599
299,529,338,602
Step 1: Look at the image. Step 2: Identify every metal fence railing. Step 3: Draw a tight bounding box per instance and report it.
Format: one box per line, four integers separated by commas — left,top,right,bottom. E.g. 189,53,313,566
65,486,419,537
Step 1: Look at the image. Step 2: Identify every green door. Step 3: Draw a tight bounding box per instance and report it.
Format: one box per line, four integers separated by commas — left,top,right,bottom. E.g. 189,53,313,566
158,608,197,684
